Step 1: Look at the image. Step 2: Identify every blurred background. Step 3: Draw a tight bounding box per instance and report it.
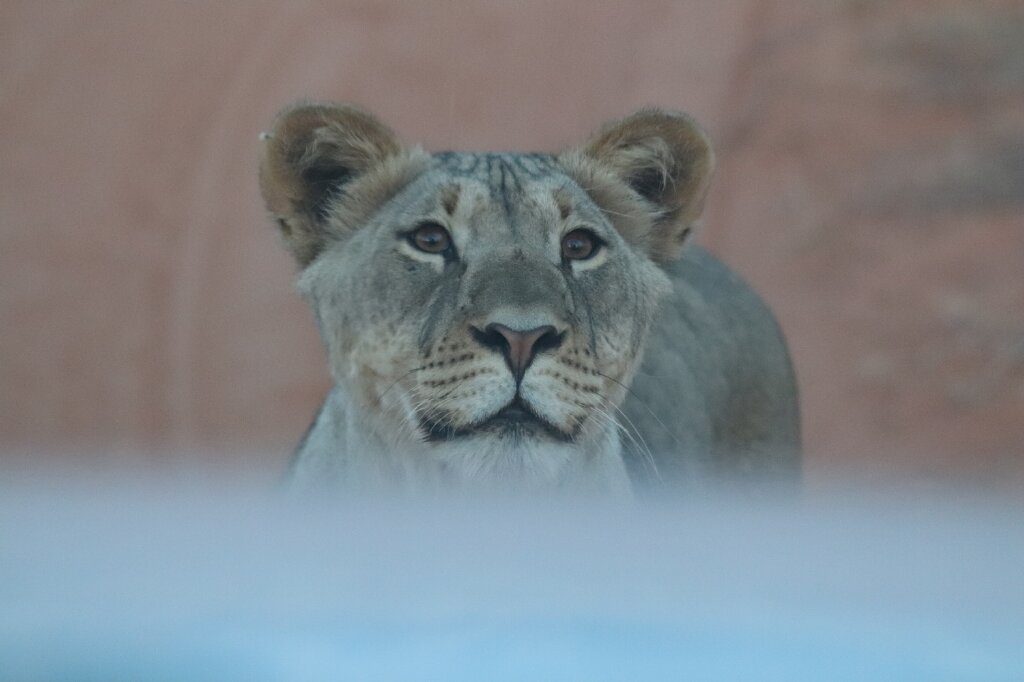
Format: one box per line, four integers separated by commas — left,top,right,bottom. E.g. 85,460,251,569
2,0,1022,487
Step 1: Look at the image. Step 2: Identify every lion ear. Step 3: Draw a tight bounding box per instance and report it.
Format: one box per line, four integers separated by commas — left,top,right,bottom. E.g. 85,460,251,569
259,102,424,267
561,109,715,262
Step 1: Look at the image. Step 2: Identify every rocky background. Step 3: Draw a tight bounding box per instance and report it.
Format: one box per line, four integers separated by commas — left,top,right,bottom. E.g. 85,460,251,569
2,1,1022,486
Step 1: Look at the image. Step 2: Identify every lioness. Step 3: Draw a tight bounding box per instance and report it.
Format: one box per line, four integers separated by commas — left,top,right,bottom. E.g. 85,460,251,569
260,103,799,496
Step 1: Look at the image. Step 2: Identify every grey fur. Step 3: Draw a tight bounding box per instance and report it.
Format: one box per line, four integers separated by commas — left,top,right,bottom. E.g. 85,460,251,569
261,105,800,497
621,247,801,491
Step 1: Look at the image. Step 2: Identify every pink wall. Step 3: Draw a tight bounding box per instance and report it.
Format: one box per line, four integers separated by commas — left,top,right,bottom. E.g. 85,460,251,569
2,1,1022,484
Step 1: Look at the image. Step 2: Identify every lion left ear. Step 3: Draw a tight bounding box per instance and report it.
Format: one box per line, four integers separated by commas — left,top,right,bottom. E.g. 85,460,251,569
259,102,427,267
560,109,715,263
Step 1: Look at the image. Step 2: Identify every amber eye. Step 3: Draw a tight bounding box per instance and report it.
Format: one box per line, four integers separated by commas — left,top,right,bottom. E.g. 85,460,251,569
561,229,598,261
410,222,452,255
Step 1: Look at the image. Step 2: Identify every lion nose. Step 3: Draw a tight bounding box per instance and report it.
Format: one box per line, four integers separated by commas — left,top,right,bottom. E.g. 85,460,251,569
471,323,563,382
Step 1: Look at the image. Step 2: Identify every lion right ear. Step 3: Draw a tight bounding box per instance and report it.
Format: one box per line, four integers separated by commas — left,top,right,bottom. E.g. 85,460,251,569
560,109,715,263
259,102,427,266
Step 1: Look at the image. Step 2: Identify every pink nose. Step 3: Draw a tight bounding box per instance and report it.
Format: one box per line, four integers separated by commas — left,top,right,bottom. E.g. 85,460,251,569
472,323,563,381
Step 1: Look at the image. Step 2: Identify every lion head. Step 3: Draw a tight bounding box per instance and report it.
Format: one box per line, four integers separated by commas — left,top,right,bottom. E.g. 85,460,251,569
260,103,713,490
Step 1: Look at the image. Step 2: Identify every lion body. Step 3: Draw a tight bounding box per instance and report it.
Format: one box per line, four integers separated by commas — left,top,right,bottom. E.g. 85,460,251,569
621,246,800,489
260,106,800,497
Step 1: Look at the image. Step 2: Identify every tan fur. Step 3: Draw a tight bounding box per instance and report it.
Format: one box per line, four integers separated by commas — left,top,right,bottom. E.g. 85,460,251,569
260,103,429,266
560,109,715,263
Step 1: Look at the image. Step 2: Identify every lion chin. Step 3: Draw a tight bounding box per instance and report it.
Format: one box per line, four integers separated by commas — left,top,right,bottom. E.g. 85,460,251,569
419,397,574,445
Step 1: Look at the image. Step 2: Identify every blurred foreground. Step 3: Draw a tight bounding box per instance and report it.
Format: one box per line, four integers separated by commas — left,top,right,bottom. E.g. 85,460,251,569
2,466,1022,680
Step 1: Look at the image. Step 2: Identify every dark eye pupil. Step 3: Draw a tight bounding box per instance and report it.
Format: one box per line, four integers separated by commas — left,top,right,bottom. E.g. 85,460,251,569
562,230,595,260
413,224,450,253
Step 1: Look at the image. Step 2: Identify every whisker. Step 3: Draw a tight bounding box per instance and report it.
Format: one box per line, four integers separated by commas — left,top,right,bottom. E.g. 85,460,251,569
586,404,657,477
409,388,474,442
593,369,686,455
386,364,479,443
381,385,424,445
595,394,662,482
380,365,427,401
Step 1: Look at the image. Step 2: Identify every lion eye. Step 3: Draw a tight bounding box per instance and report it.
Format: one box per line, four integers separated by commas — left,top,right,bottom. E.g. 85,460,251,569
410,222,452,255
561,229,598,261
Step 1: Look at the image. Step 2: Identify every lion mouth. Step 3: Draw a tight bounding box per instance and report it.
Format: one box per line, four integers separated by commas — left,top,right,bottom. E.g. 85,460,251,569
421,397,573,443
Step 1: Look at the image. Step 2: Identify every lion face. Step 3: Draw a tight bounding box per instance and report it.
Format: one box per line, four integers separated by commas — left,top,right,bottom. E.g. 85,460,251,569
261,104,713,484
